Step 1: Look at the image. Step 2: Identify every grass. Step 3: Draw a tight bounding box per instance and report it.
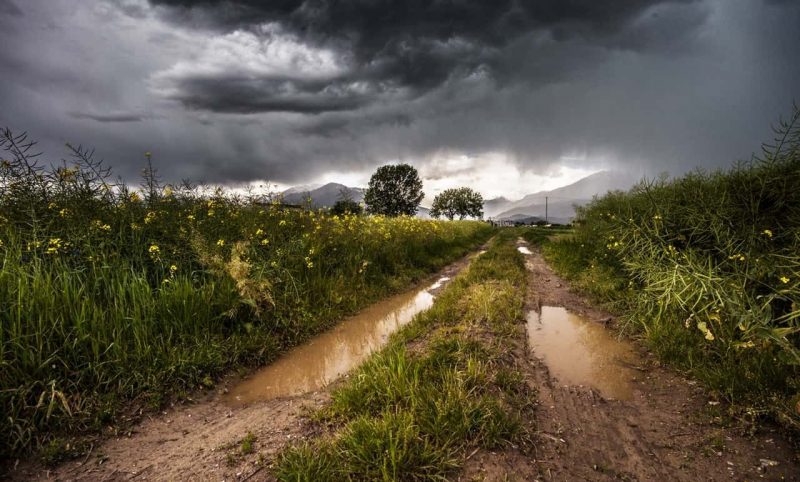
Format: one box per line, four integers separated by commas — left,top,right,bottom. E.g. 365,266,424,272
0,129,494,458
274,231,534,481
538,106,800,435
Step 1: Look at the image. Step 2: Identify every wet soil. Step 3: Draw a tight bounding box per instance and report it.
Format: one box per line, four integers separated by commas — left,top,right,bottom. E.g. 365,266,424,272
461,239,799,481
7,252,478,482
526,306,638,401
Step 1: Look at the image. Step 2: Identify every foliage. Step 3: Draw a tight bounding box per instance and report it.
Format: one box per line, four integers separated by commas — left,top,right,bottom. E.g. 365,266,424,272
275,233,532,481
0,129,494,457
541,105,800,432
430,187,484,220
363,164,424,217
331,199,363,216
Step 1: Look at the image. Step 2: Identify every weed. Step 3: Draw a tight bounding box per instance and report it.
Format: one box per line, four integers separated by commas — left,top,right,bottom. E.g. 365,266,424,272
0,128,494,457
275,232,532,480
542,105,800,433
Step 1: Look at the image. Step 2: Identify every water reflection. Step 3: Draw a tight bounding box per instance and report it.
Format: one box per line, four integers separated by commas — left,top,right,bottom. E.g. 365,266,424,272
225,278,450,405
526,306,637,400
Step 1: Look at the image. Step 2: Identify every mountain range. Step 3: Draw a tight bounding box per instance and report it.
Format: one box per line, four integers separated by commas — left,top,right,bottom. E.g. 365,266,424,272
279,170,639,222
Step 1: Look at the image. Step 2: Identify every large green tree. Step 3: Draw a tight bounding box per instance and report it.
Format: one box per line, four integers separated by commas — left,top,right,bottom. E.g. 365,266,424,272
363,164,424,216
430,187,484,220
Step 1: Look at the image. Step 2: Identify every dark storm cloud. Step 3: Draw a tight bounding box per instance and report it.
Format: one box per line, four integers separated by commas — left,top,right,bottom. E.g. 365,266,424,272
69,111,150,122
0,0,22,17
0,0,798,189
147,0,696,114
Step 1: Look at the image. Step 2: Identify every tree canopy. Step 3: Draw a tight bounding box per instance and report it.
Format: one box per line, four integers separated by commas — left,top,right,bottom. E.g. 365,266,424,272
331,187,363,216
363,164,424,216
430,187,484,220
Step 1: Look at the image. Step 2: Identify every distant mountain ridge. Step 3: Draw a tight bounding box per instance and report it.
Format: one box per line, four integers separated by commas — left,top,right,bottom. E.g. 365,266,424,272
491,170,639,223
279,170,639,222
281,182,365,207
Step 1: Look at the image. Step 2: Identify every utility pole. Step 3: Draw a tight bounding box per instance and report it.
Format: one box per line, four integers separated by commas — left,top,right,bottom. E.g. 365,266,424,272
545,196,548,224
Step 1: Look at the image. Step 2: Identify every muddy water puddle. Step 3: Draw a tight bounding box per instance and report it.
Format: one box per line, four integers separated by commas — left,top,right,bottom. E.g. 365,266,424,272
225,276,452,405
526,306,638,400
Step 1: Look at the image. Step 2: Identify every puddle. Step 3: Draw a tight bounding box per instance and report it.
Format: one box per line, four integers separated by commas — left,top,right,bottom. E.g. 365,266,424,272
428,276,450,290
526,306,637,400
517,246,533,255
225,277,451,405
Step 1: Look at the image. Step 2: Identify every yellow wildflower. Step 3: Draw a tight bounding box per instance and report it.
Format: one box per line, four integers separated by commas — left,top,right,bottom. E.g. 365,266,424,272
279,220,287,226
255,228,264,236
148,244,161,258
129,192,141,202
216,239,225,247
780,276,790,284
170,265,178,274
58,208,70,218
260,238,270,246
144,211,157,224
305,256,314,269
187,214,195,221
46,238,63,255
762,229,773,238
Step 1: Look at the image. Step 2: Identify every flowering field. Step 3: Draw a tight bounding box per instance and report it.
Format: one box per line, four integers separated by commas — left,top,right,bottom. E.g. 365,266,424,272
0,138,492,458
541,111,800,432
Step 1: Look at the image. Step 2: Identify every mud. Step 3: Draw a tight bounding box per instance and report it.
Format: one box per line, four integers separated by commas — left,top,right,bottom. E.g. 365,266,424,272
526,306,637,400
462,239,799,481
7,252,478,482
226,276,449,405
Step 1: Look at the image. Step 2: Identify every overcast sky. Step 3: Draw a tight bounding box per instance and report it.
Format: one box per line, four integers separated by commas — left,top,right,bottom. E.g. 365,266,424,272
0,0,797,200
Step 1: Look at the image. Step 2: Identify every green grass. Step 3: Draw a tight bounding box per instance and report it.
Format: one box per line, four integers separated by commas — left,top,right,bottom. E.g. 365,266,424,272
274,231,534,481
539,106,800,434
0,131,495,458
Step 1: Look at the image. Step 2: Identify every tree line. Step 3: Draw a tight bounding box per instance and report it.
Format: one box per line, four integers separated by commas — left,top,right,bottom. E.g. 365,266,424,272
333,163,484,220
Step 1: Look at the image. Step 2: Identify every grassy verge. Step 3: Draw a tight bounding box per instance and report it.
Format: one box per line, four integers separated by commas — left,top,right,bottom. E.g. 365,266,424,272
0,132,494,459
539,108,800,435
274,230,534,481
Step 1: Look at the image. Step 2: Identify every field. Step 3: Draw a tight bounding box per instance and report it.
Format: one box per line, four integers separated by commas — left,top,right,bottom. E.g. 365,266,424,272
0,135,492,457
537,109,800,433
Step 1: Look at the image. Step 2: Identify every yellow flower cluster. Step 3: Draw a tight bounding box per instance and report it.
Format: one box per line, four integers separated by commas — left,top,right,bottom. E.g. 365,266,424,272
91,219,112,232
46,238,63,255
148,244,161,259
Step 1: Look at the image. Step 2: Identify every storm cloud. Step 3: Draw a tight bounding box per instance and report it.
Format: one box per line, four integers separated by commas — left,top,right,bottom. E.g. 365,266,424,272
0,0,797,195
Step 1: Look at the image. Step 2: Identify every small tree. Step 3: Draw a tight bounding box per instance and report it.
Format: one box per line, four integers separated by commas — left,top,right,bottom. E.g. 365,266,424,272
430,187,484,220
331,187,363,215
363,164,424,216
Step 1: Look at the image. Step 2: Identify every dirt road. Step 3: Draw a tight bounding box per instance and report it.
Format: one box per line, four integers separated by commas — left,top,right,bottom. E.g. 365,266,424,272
8,241,799,481
7,254,477,482
461,240,798,481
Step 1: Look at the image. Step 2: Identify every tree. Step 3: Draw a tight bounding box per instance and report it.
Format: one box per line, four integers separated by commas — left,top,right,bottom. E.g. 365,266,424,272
331,187,363,216
363,164,424,216
430,187,484,220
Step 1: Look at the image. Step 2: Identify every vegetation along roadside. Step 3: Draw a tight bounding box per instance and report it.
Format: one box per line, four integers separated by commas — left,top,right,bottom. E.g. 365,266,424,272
0,129,494,460
275,230,535,481
535,107,800,437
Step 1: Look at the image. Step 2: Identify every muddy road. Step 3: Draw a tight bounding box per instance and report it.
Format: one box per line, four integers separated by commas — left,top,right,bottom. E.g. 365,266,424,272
467,239,798,481
8,240,799,481
8,253,479,482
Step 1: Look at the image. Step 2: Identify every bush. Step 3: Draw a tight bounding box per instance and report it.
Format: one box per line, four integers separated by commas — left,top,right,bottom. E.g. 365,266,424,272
543,106,800,431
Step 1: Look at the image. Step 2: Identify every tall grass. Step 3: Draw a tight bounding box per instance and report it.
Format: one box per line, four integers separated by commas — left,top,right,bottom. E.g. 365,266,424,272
542,106,800,432
275,232,533,481
0,129,493,458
